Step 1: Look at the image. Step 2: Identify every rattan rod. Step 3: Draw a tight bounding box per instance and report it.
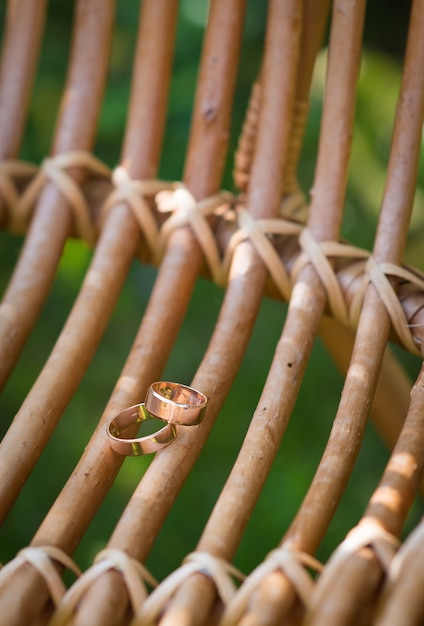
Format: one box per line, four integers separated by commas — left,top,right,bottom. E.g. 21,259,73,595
0,0,114,392
319,317,412,460
0,0,180,525
0,0,47,225
374,494,424,624
286,0,424,559
224,0,368,623
308,363,424,626
143,2,326,625
304,2,424,621
6,1,251,624
0,1,180,624
61,0,253,623
232,0,414,496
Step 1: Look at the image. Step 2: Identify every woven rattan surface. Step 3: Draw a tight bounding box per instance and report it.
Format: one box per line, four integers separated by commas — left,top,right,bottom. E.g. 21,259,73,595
1,0,424,624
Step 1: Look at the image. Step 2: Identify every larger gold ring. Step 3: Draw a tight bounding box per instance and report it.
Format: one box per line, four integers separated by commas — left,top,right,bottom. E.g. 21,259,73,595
107,403,176,456
145,381,208,426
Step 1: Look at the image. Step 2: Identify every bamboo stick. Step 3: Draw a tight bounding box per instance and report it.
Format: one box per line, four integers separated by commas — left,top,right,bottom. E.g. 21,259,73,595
0,0,47,225
217,1,368,624
0,0,115,392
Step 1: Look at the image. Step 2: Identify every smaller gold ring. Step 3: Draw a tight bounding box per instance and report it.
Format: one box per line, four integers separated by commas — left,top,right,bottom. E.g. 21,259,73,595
107,404,176,456
145,381,208,426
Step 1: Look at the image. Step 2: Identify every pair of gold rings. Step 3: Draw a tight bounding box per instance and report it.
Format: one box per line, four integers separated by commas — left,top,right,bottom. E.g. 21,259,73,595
107,381,208,456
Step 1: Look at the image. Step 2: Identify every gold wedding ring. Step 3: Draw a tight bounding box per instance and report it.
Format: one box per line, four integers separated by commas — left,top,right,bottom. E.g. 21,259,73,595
107,382,208,456
107,403,176,456
145,381,208,426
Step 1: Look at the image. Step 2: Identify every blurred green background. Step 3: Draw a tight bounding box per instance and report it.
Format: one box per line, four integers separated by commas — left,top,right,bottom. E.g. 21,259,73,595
0,0,423,582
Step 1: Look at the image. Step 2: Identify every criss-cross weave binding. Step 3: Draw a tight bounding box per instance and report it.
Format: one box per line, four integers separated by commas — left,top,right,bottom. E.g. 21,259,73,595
1,1,424,625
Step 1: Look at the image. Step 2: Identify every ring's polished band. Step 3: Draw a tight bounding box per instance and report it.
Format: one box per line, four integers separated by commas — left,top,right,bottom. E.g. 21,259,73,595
107,403,176,456
145,381,208,425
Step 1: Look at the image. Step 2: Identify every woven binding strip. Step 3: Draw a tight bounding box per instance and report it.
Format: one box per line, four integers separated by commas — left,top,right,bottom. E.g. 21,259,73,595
221,548,323,625
0,160,37,227
6,151,111,242
0,546,80,607
101,167,176,254
134,552,245,625
49,549,157,626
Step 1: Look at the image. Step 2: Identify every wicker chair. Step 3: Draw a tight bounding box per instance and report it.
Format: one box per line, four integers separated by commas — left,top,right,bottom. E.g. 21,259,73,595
1,0,424,624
